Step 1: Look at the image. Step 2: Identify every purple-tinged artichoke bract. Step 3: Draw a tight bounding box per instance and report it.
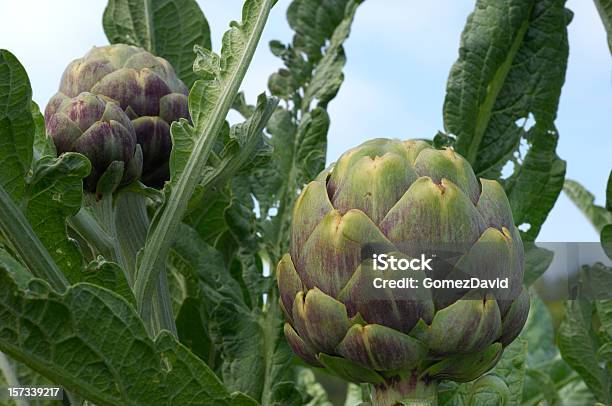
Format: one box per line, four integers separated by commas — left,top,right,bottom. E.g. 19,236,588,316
45,92,142,194
46,44,189,188
277,138,529,404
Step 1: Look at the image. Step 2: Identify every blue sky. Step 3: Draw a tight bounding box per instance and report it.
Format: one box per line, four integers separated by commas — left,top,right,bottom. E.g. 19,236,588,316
2,0,610,242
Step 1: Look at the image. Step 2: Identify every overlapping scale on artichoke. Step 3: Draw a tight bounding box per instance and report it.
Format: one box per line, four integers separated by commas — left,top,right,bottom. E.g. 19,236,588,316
277,138,529,384
45,92,142,193
45,44,189,187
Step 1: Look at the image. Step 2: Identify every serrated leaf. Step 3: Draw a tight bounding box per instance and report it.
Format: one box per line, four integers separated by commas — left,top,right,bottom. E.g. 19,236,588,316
0,266,253,406
287,0,351,61
504,127,566,241
594,0,612,54
295,107,329,184
301,0,360,110
103,0,211,88
563,179,612,233
443,0,570,176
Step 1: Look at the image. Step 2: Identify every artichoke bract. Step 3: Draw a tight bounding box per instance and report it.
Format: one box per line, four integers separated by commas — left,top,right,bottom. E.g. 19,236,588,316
46,44,189,187
277,138,529,404
45,92,142,193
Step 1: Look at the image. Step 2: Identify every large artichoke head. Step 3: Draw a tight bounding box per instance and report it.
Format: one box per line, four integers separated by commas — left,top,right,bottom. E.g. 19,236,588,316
45,92,142,193
278,138,529,391
45,44,189,187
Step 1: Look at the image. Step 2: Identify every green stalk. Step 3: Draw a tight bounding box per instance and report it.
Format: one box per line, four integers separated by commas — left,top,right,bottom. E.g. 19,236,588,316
371,375,438,406
133,0,276,323
0,184,68,291
68,208,115,260
115,192,176,336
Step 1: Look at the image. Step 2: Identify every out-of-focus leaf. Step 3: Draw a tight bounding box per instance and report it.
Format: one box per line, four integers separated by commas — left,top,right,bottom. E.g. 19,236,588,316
523,243,554,286
0,267,256,406
103,0,211,88
594,0,612,54
467,375,509,406
563,179,612,233
296,368,332,406
558,264,612,404
489,338,527,405
170,226,299,404
175,296,215,366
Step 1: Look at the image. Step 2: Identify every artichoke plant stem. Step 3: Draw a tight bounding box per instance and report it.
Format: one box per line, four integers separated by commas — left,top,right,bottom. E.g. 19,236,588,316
114,192,177,337
372,375,438,406
88,192,177,336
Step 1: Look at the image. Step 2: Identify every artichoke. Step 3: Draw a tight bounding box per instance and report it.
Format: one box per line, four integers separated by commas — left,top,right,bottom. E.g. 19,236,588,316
46,44,189,187
277,138,529,404
45,92,142,193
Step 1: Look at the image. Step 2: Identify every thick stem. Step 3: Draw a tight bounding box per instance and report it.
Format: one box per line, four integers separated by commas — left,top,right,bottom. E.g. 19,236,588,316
372,375,438,406
114,192,177,336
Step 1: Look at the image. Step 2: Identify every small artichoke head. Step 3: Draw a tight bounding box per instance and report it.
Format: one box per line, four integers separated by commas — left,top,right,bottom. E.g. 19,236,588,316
45,44,190,188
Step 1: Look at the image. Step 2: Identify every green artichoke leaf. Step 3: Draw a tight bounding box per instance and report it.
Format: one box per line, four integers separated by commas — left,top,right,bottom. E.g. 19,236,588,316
318,353,385,385
522,243,554,286
0,264,255,406
443,0,570,176
558,263,612,404
503,127,566,241
31,101,56,160
82,256,135,305
0,50,34,202
134,0,276,322
169,226,301,405
301,0,362,110
295,368,333,406
594,0,612,54
467,375,510,406
487,338,527,405
443,0,571,241
103,0,212,88
563,179,612,233
0,50,91,287
421,343,503,383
